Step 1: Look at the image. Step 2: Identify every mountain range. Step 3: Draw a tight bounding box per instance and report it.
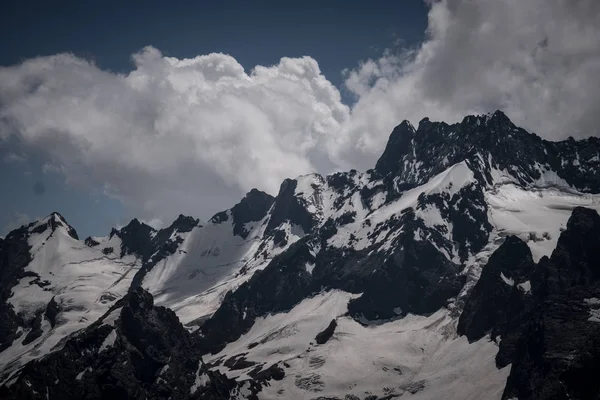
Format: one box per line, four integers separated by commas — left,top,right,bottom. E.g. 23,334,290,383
1,110,600,399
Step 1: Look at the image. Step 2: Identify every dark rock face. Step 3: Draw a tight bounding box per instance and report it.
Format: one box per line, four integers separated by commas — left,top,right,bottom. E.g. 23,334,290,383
0,224,34,352
199,238,316,354
110,218,157,258
1,287,235,400
374,120,417,177
126,215,199,289
231,189,275,239
459,207,600,400
458,236,535,367
374,110,600,195
44,296,61,328
266,178,320,236
346,229,465,321
84,236,100,247
458,236,534,341
0,232,28,352
416,181,492,262
500,207,600,400
315,319,337,345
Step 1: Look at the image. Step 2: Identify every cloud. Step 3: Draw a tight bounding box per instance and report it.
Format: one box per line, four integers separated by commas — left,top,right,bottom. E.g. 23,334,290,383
0,0,599,225
32,182,46,196
339,0,600,166
140,218,164,230
0,48,350,223
3,152,27,164
42,162,62,175
2,212,36,234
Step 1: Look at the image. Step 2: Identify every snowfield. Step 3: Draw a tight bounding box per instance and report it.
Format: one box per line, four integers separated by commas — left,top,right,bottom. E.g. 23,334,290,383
141,214,302,326
1,215,140,381
208,290,510,400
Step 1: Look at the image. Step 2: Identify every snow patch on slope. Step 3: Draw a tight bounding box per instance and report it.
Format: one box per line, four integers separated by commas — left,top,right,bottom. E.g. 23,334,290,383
486,184,600,262
99,330,117,353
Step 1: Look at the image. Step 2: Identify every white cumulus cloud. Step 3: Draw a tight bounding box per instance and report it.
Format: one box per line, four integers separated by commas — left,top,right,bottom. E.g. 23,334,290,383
340,0,600,167
0,47,350,223
1,0,599,226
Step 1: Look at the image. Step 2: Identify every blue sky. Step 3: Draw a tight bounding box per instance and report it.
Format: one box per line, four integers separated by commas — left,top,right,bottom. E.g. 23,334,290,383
0,0,427,237
2,0,598,238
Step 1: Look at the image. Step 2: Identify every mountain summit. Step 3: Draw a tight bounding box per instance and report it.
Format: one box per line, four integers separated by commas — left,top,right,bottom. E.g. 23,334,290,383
2,112,600,399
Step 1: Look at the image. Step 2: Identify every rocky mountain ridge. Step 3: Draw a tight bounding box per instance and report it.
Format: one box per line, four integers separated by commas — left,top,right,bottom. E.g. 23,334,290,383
1,111,600,399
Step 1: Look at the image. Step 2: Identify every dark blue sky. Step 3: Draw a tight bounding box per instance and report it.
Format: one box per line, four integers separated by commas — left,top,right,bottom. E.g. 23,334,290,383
0,0,428,237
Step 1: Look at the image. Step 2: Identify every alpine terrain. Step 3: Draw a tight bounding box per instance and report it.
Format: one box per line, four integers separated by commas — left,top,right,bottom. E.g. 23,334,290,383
1,110,600,399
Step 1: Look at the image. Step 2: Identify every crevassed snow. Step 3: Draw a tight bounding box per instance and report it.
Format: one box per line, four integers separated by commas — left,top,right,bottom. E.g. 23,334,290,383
486,184,600,262
206,290,510,400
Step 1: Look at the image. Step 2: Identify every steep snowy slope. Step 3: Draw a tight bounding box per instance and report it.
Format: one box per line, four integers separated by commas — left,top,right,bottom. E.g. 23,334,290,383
0,213,140,382
139,187,318,326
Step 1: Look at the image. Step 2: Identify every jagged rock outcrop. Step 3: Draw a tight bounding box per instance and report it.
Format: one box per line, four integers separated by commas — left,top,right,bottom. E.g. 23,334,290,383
129,214,200,289
458,236,535,366
0,225,31,352
315,319,337,345
231,189,275,239
198,238,316,354
374,111,600,196
0,287,235,399
459,207,600,399
2,111,600,399
501,207,600,400
265,178,322,236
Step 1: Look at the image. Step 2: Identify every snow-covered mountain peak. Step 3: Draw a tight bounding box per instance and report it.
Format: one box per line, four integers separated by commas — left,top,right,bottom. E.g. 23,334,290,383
3,112,600,399
375,110,600,200
228,188,274,239
29,212,79,241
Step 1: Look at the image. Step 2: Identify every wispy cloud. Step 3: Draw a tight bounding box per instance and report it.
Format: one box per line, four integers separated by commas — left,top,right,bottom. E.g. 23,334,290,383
3,152,27,164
